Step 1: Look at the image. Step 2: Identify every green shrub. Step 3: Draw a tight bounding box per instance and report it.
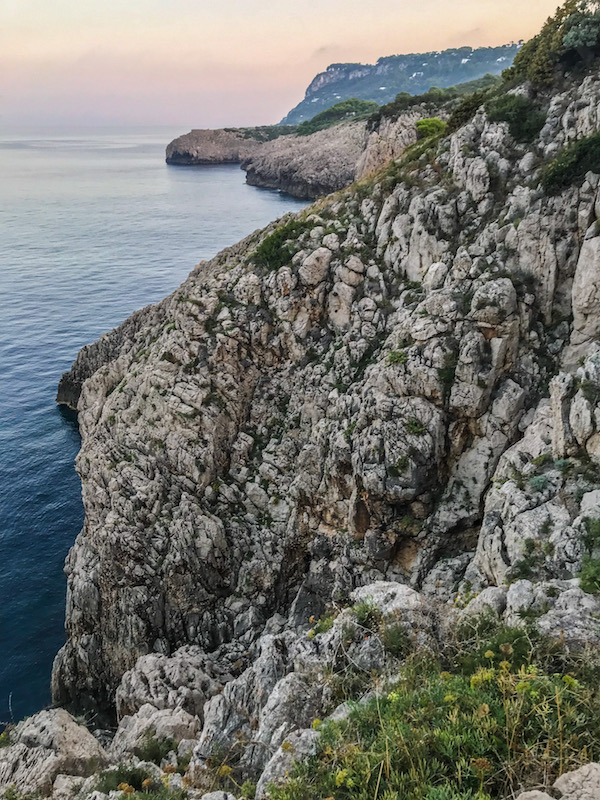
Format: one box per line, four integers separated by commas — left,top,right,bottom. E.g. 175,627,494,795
405,417,426,436
529,474,549,492
583,517,600,554
297,99,379,136
563,5,600,49
351,599,382,631
252,219,308,271
312,611,337,635
542,132,600,193
484,94,546,143
96,766,155,794
446,90,489,133
381,621,410,658
416,117,447,139
0,728,11,748
579,556,600,594
134,731,177,764
387,349,408,366
270,638,600,800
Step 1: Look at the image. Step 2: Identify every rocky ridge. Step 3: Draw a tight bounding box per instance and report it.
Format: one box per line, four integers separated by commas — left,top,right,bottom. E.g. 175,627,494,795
5,45,600,800
166,115,420,198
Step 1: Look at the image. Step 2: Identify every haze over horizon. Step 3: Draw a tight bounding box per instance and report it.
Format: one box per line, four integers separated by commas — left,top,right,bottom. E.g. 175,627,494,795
3,0,561,129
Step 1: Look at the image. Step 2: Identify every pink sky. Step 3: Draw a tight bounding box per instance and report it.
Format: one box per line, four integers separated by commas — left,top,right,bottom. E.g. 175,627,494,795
1,0,561,128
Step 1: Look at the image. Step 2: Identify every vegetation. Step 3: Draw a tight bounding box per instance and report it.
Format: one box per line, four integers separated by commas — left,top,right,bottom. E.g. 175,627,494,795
416,117,447,139
369,74,501,127
484,94,546,143
270,622,600,800
251,219,309,271
222,125,297,142
542,132,600,193
505,0,600,85
297,99,379,136
134,731,177,765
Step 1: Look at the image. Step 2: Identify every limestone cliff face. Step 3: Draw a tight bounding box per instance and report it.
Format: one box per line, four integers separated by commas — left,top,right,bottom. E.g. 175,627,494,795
54,71,600,736
165,127,294,166
166,117,420,198
241,122,367,198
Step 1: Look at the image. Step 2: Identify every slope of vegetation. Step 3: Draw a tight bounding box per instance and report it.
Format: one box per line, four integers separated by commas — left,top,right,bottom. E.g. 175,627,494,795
368,74,502,127
296,99,380,136
270,622,600,800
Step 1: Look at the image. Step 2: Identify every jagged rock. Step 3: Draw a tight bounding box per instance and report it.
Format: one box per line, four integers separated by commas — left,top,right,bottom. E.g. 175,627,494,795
0,710,107,795
110,704,200,760
255,729,319,800
115,647,225,719
554,762,600,798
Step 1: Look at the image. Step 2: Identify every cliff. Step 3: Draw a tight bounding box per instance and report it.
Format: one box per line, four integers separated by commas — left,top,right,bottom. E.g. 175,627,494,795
241,121,367,198
281,44,518,124
165,126,296,166
6,10,600,800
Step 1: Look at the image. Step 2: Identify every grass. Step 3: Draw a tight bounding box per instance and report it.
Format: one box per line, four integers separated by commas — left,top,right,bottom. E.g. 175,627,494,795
270,622,600,800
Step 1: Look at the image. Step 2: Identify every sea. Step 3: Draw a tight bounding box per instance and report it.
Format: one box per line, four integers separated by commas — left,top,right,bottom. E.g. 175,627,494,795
0,127,307,723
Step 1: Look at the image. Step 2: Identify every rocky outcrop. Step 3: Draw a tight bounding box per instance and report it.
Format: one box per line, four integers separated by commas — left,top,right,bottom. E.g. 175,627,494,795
0,710,107,796
165,128,295,166
166,115,421,199
242,122,367,198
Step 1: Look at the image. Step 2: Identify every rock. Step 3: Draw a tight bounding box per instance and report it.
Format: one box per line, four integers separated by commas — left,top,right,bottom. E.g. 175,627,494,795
115,647,224,719
0,710,107,796
255,729,319,799
165,127,294,166
200,793,237,800
299,247,333,286
554,762,600,798
243,123,368,198
110,704,200,760
461,586,507,618
51,63,600,761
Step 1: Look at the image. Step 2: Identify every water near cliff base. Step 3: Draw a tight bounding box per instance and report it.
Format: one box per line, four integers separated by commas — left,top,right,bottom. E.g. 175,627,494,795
0,128,307,723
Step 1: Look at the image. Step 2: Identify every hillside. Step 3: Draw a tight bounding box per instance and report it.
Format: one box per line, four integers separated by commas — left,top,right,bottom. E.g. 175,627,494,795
281,43,519,124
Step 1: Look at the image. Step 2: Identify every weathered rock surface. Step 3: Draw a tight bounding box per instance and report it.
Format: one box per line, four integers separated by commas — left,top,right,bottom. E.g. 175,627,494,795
0,710,107,796
165,128,295,166
242,122,367,198
40,58,600,800
54,72,600,724
516,762,600,799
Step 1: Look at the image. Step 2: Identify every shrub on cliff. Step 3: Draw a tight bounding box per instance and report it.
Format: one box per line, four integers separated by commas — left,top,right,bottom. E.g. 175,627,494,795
484,94,546,143
416,117,447,139
542,132,600,192
251,219,308,271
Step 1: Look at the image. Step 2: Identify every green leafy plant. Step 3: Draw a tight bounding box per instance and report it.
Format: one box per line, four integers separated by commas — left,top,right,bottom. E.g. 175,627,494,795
579,555,600,594
252,219,308,271
405,417,426,436
134,731,177,765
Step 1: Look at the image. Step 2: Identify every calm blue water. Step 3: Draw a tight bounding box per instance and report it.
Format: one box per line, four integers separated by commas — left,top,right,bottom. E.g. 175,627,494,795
0,128,306,723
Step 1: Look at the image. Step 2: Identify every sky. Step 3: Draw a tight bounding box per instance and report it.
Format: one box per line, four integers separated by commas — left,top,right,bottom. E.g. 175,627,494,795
1,0,562,129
